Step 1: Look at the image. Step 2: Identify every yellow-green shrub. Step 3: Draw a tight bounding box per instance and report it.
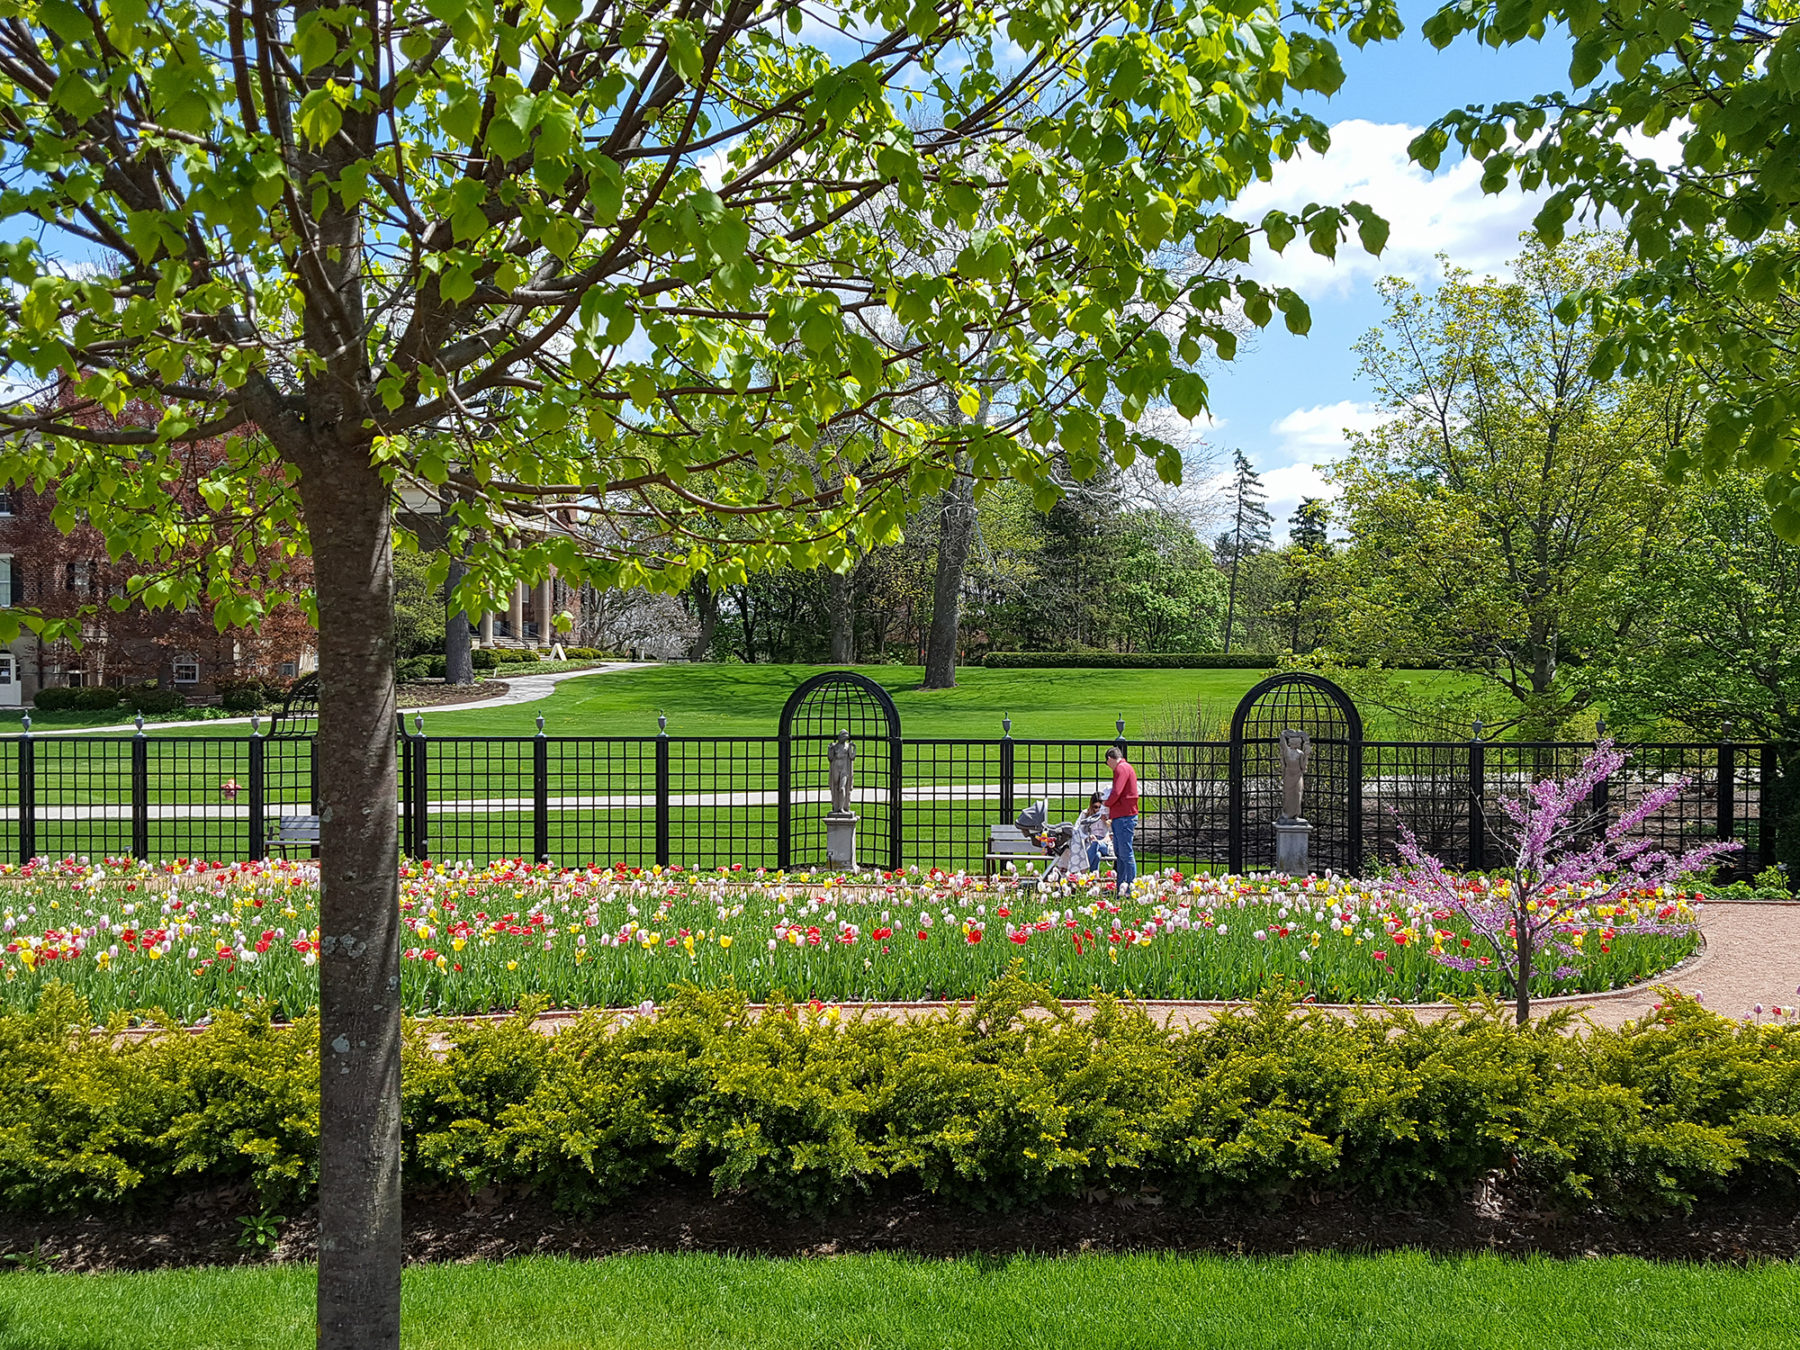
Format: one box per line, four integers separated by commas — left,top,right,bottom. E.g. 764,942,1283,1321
0,980,1793,1219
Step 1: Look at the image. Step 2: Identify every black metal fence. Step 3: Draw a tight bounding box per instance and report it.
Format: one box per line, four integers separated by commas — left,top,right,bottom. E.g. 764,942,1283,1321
2,723,1777,878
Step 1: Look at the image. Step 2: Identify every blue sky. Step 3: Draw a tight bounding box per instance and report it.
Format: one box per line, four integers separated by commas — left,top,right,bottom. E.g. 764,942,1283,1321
1205,8,1575,533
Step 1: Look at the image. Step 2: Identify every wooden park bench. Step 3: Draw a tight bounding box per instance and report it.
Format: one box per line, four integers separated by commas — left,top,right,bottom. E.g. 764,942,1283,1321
267,813,320,859
985,823,1047,879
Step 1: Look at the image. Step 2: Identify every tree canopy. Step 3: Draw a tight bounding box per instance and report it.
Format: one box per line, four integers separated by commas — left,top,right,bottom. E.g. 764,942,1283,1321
1413,0,1800,534
1328,238,1691,736
0,1,1404,1344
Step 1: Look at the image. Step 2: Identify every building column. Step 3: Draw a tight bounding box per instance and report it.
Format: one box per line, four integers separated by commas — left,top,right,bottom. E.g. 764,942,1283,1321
508,582,525,640
478,610,494,646
536,572,554,648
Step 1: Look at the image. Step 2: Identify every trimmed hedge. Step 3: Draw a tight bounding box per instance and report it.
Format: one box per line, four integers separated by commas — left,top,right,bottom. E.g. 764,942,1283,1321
123,685,187,715
3,980,1796,1220
30,686,123,712
984,652,1277,669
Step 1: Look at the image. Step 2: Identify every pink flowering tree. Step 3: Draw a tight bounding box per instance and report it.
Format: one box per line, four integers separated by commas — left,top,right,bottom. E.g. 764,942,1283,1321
1394,740,1738,1025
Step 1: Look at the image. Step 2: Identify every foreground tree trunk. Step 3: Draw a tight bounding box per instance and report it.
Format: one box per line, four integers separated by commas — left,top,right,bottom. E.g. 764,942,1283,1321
922,473,976,688
299,455,403,1350
1513,920,1534,1026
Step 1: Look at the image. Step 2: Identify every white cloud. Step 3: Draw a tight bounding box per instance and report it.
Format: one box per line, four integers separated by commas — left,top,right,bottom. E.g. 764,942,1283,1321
1267,400,1387,464
1253,401,1390,532
1232,120,1548,298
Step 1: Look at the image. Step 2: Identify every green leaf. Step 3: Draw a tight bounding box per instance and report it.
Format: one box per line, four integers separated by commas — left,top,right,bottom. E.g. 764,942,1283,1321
49,73,104,121
38,0,90,43
295,89,342,147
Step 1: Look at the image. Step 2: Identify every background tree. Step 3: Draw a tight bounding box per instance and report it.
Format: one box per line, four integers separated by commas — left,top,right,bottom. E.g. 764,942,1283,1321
1272,496,1332,653
0,0,1400,1341
1414,0,1800,536
1329,238,1691,736
1592,469,1800,877
1214,450,1273,652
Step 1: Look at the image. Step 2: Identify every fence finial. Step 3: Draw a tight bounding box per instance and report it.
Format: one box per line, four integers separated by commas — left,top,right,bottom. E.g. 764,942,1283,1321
1116,715,1125,736
536,713,546,736
1472,718,1483,742
1596,715,1607,740
658,712,667,734
251,714,261,737
19,714,28,736
134,713,145,735
414,713,424,735
1002,715,1011,736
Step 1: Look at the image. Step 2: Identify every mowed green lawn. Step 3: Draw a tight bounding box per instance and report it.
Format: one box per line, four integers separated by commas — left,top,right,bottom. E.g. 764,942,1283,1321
4,663,1483,742
0,1251,1791,1350
426,663,1276,739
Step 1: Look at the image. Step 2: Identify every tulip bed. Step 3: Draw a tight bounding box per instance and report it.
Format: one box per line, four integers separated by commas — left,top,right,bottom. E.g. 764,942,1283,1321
0,856,1702,1022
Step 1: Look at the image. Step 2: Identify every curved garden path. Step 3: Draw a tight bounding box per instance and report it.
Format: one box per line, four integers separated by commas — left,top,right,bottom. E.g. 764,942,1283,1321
31,661,655,735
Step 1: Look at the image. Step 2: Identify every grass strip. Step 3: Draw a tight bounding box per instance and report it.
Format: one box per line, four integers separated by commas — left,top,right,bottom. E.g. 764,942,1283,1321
0,1251,1794,1350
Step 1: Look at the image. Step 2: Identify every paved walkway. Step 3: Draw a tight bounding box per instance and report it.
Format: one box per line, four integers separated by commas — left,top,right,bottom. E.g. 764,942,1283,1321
22,662,654,736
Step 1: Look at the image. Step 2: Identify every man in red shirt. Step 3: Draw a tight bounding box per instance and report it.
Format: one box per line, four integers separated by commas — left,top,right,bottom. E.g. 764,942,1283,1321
1103,746,1139,889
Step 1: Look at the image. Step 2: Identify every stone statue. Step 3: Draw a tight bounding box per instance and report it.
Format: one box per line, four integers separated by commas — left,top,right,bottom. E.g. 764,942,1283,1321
827,730,856,814
1278,728,1311,823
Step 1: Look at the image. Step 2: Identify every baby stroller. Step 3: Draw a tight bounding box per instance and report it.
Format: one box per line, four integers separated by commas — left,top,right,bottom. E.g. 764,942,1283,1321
1013,800,1112,881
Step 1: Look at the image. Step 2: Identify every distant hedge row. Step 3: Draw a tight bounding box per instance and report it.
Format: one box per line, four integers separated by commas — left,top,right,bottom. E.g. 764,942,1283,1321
32,685,187,714
5,979,1795,1221
983,652,1278,670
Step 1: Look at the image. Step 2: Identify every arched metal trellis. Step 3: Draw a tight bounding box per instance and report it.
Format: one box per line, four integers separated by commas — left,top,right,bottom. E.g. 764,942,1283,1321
1228,673,1362,876
267,671,318,739
777,670,902,871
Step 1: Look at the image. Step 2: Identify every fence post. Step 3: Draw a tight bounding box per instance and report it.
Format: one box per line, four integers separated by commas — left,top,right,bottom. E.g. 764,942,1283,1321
1226,725,1244,876
533,714,550,865
410,714,429,861
1718,723,1737,855
1590,717,1611,845
776,716,791,873
889,731,903,872
1347,719,1364,878
999,717,1015,821
654,714,671,869
247,717,265,862
1467,720,1486,871
17,716,33,867
396,715,412,858
131,715,149,861
1759,741,1777,873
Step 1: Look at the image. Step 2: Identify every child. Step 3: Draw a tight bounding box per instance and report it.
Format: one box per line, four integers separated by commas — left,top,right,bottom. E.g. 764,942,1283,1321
1070,792,1112,876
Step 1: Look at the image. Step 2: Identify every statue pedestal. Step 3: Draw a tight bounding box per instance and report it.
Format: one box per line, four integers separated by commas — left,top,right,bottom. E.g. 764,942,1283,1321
1273,820,1312,877
825,811,858,869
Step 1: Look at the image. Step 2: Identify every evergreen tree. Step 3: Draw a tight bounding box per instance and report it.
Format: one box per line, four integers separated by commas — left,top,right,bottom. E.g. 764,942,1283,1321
1215,451,1274,652
1281,498,1332,653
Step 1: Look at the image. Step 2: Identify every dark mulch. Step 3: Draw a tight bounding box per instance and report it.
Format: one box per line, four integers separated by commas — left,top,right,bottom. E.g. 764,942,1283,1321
396,680,508,709
3,1182,1797,1272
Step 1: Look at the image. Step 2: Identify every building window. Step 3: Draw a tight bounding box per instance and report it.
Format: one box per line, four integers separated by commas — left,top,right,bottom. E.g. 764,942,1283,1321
172,654,199,685
279,660,298,679
67,669,85,688
0,486,13,515
0,555,11,608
